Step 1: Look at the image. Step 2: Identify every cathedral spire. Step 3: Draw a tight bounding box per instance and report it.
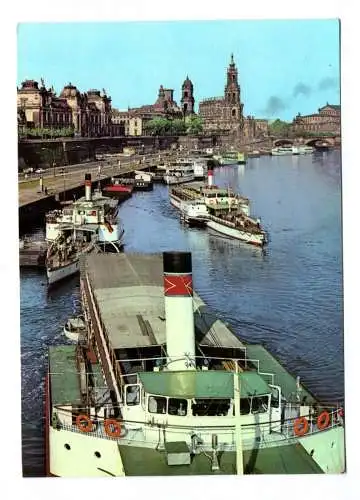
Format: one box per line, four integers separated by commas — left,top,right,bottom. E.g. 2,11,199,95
230,53,234,65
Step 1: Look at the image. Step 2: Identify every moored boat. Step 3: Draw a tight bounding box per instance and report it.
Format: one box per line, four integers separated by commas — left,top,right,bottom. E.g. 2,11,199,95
64,316,86,342
46,251,345,476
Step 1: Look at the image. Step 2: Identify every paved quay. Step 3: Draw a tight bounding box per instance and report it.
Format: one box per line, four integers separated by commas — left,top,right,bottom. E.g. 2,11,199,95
18,151,173,208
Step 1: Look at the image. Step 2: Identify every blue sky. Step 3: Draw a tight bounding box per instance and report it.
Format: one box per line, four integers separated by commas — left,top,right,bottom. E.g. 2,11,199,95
17,20,340,121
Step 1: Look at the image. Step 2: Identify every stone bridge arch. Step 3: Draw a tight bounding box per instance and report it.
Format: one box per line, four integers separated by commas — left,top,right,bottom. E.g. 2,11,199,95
305,138,332,147
273,139,294,147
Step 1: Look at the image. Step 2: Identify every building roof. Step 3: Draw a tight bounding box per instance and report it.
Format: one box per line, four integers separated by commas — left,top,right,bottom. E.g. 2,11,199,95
138,370,271,399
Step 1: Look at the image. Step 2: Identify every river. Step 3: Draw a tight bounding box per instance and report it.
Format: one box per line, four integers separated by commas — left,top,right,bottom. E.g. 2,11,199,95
20,149,343,476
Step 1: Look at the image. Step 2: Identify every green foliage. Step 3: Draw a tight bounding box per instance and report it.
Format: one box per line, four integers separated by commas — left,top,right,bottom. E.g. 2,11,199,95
268,119,291,137
186,116,204,135
143,115,202,136
18,127,74,139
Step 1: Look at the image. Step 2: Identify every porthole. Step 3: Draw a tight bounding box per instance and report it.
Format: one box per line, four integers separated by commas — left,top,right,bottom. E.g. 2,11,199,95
310,449,314,457
64,443,71,450
94,451,101,458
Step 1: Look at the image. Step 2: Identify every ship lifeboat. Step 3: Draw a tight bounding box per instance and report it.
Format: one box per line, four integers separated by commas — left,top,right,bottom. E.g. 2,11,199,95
63,316,86,342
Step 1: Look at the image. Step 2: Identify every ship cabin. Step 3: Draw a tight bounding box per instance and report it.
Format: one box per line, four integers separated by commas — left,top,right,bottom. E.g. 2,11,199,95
120,368,282,446
199,186,250,216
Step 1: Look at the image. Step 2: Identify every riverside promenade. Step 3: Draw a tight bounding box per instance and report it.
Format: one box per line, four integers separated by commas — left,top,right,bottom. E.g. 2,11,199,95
18,151,172,208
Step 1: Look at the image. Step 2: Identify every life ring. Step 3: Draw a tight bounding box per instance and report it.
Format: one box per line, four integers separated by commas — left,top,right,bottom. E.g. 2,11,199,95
104,419,122,438
76,414,93,433
337,408,344,418
317,411,330,430
294,416,309,437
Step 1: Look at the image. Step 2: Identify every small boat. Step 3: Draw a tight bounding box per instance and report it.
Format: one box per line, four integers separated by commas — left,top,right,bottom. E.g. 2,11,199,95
219,151,247,165
271,147,294,156
248,150,260,158
103,180,133,196
64,316,86,342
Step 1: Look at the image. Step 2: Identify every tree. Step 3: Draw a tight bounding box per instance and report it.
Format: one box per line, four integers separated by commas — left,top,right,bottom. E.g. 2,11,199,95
186,116,203,135
268,119,291,137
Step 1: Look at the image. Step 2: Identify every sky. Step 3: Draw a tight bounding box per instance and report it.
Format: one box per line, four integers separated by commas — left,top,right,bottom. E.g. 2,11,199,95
17,20,340,121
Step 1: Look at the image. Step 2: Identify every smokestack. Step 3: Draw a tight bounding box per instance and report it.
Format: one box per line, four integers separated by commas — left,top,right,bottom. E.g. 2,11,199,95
207,160,214,187
85,173,92,201
163,251,196,371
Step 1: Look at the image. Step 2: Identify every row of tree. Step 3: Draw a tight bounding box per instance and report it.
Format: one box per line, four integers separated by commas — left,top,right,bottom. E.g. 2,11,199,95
19,127,75,139
143,116,203,136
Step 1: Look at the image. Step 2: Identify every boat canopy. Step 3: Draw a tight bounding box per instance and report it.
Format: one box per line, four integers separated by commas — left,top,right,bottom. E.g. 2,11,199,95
138,370,271,399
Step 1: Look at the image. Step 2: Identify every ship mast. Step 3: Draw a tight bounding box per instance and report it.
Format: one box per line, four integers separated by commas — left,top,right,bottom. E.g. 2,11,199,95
234,361,244,474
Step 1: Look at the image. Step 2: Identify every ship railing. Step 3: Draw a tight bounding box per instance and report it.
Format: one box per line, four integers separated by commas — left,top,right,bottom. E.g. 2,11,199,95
52,408,344,447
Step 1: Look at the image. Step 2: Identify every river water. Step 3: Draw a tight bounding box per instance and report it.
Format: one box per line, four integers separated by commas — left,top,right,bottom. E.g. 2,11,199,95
20,149,343,476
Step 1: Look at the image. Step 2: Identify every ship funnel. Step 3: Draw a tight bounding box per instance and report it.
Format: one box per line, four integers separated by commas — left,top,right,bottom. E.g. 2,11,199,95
207,160,214,187
163,251,196,371
85,173,92,201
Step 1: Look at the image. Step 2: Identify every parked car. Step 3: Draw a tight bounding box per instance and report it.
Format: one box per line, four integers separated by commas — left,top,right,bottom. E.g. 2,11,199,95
23,167,34,174
35,168,46,174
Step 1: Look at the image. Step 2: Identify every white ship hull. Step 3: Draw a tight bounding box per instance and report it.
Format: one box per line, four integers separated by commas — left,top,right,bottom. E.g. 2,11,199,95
207,218,265,246
47,259,80,285
170,194,182,209
46,412,345,477
164,174,195,185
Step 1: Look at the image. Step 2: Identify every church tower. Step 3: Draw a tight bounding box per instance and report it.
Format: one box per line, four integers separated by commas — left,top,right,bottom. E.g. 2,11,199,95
181,76,195,116
224,54,244,123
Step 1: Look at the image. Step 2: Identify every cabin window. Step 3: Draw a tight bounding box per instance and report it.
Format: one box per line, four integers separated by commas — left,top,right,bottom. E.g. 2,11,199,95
148,395,167,414
126,385,140,406
251,395,269,414
239,398,251,415
192,399,230,416
168,398,188,416
270,387,280,408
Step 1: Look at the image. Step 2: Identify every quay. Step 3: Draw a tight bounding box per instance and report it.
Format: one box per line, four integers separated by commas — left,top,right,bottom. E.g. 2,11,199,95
19,238,47,267
18,151,176,226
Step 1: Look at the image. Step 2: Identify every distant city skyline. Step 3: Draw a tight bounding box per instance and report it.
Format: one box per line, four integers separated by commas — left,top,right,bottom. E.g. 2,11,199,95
17,20,340,121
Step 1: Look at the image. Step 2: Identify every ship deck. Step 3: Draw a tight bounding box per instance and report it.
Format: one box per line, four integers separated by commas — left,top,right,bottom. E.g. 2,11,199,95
83,253,247,351
118,442,323,475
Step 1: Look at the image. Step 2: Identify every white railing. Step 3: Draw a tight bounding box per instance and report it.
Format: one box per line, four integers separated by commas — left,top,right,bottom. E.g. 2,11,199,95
52,407,344,450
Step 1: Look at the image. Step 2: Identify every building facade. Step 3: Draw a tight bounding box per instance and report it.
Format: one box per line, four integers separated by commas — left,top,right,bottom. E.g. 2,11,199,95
198,55,269,141
18,79,115,137
17,79,73,133
291,103,341,135
181,76,195,116
199,54,244,134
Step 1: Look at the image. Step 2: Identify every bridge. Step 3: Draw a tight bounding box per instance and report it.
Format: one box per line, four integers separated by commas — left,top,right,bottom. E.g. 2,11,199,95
272,135,341,148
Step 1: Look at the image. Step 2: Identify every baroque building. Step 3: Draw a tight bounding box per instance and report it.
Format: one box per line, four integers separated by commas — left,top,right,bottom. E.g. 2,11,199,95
112,81,190,136
199,54,244,133
198,55,269,140
181,76,195,116
291,103,341,135
17,79,115,137
17,79,73,132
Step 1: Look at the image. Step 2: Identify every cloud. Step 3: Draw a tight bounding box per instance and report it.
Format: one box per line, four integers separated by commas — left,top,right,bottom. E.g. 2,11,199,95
293,82,312,97
318,77,339,91
264,96,288,116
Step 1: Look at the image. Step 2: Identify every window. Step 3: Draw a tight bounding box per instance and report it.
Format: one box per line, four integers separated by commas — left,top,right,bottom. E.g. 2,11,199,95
126,385,140,406
168,398,188,416
148,395,167,414
251,395,269,414
270,387,280,408
239,398,251,415
192,399,230,416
